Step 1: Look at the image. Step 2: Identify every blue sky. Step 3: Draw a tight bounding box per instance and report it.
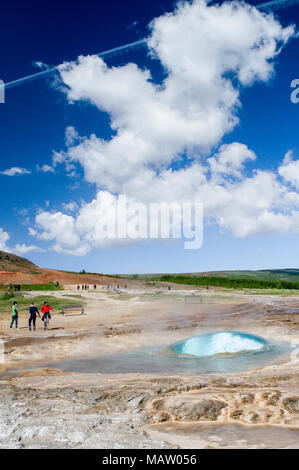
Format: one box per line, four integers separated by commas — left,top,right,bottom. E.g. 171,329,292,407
1,0,299,273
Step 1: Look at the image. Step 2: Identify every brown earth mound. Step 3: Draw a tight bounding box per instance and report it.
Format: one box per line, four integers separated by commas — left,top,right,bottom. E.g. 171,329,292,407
0,249,119,286
0,250,37,272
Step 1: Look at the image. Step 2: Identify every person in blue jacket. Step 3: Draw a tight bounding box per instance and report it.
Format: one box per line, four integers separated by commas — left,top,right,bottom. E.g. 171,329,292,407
29,302,40,331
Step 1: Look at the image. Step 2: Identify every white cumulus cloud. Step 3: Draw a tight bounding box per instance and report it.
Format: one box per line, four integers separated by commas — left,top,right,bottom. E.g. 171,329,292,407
1,167,31,176
36,164,55,173
31,1,298,255
0,227,44,256
13,244,45,255
0,228,10,251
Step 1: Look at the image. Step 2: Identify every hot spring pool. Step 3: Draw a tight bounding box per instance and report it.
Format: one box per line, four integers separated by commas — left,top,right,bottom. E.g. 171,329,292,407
170,331,268,358
42,330,290,376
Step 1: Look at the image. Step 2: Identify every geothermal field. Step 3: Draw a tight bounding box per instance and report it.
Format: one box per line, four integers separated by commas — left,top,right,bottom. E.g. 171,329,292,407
0,285,298,449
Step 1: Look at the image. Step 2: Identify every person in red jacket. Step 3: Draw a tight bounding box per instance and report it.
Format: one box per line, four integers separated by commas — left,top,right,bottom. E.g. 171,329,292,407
41,301,53,330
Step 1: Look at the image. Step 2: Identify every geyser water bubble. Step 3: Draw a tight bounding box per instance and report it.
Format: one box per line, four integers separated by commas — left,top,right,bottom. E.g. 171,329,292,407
170,331,268,358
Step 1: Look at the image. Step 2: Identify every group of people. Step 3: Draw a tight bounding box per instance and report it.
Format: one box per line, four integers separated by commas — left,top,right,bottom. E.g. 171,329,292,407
10,301,53,331
77,285,92,290
8,283,21,292
76,283,129,291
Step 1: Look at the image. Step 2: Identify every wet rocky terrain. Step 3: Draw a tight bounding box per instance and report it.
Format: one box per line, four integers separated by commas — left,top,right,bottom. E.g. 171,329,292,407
0,289,298,448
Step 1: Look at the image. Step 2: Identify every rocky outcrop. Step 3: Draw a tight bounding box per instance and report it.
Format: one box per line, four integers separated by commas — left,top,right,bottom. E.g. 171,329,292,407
145,388,299,426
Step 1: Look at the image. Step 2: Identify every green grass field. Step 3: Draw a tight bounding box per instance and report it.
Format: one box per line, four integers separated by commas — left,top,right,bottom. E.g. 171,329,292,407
0,283,62,292
155,274,299,290
0,293,84,315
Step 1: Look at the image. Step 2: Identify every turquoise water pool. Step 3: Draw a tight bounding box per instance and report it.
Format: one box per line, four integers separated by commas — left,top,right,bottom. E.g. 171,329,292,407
170,331,268,358
42,330,290,376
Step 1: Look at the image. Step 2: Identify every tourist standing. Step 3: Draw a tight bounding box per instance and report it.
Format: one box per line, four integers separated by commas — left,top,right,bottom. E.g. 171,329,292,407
10,301,18,329
41,301,53,330
29,302,40,331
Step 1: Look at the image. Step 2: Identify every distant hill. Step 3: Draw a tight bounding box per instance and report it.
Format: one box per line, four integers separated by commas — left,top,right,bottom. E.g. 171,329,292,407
189,269,299,283
119,269,299,290
122,269,299,283
0,250,38,272
1,249,299,289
